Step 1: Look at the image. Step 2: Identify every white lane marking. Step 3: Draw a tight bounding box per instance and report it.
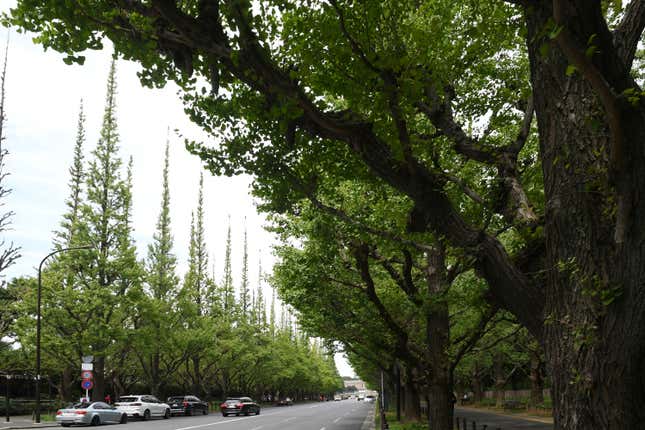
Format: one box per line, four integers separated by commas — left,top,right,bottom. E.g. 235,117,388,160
281,417,297,423
333,417,341,423
320,428,326,430
250,426,264,430
173,412,280,430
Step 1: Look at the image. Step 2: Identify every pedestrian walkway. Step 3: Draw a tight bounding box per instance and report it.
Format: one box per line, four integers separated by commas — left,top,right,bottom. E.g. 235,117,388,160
0,416,58,430
454,407,553,430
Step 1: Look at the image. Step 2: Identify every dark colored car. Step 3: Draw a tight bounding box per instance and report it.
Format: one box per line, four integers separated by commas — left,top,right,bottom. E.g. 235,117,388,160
219,397,260,417
276,397,293,406
167,396,209,416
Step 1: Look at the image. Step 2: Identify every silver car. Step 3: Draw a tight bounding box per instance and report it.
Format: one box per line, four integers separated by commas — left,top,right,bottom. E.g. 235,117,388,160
56,402,128,427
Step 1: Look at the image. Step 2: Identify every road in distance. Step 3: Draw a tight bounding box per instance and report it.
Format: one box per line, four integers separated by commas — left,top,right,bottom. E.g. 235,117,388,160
97,400,373,430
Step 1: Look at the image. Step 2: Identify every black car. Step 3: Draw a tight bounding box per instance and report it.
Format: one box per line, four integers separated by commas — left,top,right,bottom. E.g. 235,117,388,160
219,397,260,417
167,396,209,416
276,397,293,406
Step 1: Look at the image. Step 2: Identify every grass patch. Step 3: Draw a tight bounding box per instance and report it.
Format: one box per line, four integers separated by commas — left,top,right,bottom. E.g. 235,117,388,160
379,411,428,430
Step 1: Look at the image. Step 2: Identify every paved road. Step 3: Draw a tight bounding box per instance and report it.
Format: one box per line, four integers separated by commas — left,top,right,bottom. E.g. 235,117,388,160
91,402,372,430
454,407,553,430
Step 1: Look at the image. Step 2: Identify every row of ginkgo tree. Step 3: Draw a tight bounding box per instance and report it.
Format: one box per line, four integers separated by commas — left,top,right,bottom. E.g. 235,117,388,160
0,59,342,403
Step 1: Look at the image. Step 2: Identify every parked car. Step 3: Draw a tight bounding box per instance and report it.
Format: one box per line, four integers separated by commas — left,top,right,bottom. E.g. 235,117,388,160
219,397,260,416
276,397,293,406
114,395,170,420
56,401,128,427
364,395,376,403
167,395,209,416
333,395,341,401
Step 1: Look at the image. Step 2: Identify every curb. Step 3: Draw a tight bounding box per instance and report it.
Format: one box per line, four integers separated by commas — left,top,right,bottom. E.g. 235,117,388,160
361,407,376,430
0,424,58,429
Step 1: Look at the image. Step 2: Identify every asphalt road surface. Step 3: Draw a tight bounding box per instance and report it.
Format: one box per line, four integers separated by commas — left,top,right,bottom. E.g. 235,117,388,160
454,407,553,430
92,401,373,430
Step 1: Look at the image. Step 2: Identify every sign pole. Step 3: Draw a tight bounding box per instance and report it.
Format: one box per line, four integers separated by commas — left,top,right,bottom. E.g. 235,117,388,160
5,375,10,423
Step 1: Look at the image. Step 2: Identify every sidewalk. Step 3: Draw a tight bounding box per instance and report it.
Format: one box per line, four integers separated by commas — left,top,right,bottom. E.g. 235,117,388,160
0,416,58,429
456,406,553,425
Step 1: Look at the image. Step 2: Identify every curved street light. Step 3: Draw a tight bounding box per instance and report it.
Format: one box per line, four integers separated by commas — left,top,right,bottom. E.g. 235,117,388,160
35,245,93,423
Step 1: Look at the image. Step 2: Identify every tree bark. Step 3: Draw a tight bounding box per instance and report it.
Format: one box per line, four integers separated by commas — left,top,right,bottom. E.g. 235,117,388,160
92,357,105,402
525,1,645,428
471,361,483,404
425,246,453,430
403,367,420,422
493,352,505,409
528,343,544,409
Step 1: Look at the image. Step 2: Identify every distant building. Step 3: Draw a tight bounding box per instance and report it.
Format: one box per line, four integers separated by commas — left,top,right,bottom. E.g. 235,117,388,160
343,379,366,391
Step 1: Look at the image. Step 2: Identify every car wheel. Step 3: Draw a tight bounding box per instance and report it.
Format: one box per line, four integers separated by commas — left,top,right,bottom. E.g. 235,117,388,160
143,410,151,421
222,413,228,417
164,409,170,419
91,416,100,426
244,408,250,416
61,424,71,427
256,409,260,416
120,414,128,424
202,406,208,415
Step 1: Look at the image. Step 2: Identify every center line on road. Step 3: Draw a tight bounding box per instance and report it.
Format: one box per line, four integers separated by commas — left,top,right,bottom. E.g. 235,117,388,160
173,412,280,430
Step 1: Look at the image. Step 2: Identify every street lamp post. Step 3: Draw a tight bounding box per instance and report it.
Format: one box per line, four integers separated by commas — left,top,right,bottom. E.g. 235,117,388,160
35,245,93,423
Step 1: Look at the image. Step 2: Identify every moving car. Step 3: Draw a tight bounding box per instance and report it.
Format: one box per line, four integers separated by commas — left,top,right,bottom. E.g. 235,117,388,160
219,397,260,416
364,395,376,403
276,397,293,406
114,395,170,420
56,401,128,427
334,395,341,401
167,395,209,416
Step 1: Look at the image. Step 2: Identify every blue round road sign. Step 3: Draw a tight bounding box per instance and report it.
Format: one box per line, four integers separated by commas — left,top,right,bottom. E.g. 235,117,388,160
81,379,93,390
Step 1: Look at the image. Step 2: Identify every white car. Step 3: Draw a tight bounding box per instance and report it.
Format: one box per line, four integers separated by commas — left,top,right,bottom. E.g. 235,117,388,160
115,395,171,420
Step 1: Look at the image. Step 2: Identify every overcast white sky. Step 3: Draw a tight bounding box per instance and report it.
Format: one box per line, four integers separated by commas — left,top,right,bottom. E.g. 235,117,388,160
1,2,355,377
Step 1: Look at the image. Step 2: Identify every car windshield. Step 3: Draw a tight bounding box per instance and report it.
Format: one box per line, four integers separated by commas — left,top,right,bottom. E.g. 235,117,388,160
117,397,139,403
168,397,184,402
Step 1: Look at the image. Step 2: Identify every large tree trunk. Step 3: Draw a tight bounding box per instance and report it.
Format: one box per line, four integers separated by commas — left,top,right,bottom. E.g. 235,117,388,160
493,352,505,409
92,357,105,402
426,246,453,430
525,1,645,428
528,342,544,409
403,367,421,422
59,367,73,402
471,361,483,404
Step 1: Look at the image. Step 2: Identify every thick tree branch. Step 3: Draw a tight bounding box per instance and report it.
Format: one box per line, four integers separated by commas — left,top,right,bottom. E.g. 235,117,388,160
614,0,645,69
553,0,625,183
353,243,424,367
450,306,498,373
370,249,422,306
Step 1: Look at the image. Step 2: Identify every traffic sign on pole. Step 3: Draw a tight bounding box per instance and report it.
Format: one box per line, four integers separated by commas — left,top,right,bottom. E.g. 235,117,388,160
81,363,93,371
81,379,93,390
81,371,93,380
